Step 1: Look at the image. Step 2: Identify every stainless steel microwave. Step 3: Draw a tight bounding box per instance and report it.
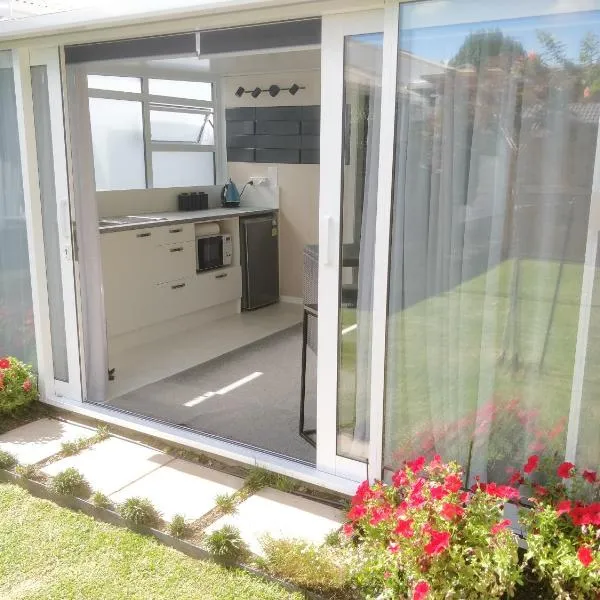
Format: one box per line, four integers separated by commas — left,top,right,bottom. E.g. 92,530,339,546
196,233,233,272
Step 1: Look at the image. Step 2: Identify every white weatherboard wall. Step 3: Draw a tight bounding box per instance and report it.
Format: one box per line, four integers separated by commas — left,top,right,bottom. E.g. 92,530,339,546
224,69,320,299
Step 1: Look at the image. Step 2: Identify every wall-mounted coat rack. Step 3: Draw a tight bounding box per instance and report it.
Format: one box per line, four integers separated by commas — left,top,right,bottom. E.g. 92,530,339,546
235,83,306,99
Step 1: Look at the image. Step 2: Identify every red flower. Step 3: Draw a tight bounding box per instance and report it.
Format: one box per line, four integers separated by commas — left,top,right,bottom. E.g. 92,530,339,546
476,482,520,501
557,462,575,479
407,456,426,474
459,491,469,503
387,541,400,554
430,485,447,500
370,505,392,526
444,474,463,493
582,469,597,484
347,504,366,521
556,500,572,516
0,358,9,369
413,580,430,600
351,480,371,505
342,522,354,537
491,519,511,535
571,503,600,526
22,379,32,393
508,471,523,485
392,469,408,488
394,518,414,538
424,530,451,556
578,546,594,568
440,502,464,521
524,455,539,474
532,484,548,497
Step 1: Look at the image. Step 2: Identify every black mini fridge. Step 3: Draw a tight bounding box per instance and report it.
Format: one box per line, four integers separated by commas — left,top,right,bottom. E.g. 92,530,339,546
240,212,280,310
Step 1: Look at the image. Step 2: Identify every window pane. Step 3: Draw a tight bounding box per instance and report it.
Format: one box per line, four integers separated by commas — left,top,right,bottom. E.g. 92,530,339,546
0,52,36,364
31,66,68,382
336,34,383,462
87,75,141,93
384,2,600,484
89,98,146,191
148,79,212,101
150,110,214,144
152,151,214,188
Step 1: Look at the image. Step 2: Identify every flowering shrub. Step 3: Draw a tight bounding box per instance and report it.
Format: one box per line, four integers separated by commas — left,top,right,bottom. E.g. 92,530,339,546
517,455,600,599
345,456,521,599
0,357,37,414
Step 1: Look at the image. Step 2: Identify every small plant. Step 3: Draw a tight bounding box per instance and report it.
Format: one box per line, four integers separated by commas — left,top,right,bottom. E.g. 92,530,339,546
215,492,237,514
324,528,341,547
169,514,187,538
90,491,112,509
273,474,296,493
259,536,352,596
345,455,521,599
60,438,87,456
0,450,17,470
517,455,600,599
0,357,37,415
50,467,90,497
245,466,275,491
205,525,247,561
15,464,39,479
93,424,110,442
118,497,160,527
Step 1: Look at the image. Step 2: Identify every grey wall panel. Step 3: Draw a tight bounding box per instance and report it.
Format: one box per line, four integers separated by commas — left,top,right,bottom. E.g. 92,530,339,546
301,106,320,120
226,107,256,121
301,120,320,135
227,148,255,162
301,135,320,150
256,120,300,135
228,135,256,148
254,135,301,149
255,106,303,121
226,121,255,136
65,33,196,63
255,149,299,163
301,149,320,164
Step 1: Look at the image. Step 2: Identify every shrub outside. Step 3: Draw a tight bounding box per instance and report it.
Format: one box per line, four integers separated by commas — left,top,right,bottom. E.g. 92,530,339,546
0,357,37,414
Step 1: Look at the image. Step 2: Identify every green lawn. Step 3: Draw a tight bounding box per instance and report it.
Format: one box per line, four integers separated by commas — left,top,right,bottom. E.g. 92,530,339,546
0,484,301,600
336,258,600,472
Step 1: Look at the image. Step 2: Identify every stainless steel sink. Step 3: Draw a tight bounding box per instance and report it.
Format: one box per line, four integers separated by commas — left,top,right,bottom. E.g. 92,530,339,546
99,215,169,227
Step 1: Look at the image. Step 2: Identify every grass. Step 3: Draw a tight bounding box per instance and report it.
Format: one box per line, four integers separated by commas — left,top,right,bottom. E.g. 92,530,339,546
336,258,600,470
215,492,238,515
0,484,302,600
59,425,111,458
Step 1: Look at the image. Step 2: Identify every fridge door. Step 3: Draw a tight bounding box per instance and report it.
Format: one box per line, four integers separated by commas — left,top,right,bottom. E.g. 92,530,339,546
242,215,279,310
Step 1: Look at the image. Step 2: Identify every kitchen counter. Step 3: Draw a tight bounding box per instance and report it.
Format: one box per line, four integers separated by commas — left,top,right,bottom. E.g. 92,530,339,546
98,206,277,233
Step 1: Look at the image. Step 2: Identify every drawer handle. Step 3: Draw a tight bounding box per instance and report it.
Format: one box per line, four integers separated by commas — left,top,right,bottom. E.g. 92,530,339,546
215,273,228,279
136,232,151,238
171,283,186,290
169,227,183,233
169,247,184,253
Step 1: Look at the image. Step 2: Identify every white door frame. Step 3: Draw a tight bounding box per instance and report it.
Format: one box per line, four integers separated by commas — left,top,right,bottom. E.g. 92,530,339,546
12,47,83,402
317,7,398,482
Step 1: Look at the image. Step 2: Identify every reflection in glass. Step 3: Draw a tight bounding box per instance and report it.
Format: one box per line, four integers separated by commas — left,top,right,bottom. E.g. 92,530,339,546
0,52,36,364
384,3,600,484
87,75,141,93
336,33,383,461
148,79,212,102
89,97,146,191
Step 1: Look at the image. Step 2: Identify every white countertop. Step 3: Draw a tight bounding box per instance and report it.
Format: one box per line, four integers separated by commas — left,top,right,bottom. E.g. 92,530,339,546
99,206,277,233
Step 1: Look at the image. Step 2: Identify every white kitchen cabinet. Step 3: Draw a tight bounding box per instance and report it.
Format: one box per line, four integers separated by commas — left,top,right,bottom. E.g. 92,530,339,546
100,221,241,338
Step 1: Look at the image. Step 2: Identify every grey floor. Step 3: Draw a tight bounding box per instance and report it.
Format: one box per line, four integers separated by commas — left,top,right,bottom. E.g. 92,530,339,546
109,324,317,463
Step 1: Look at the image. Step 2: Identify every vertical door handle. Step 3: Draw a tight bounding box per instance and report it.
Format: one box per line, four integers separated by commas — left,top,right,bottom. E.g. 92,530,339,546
323,215,336,266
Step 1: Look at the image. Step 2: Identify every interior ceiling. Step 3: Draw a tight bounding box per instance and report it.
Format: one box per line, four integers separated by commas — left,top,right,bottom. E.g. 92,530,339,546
110,48,320,76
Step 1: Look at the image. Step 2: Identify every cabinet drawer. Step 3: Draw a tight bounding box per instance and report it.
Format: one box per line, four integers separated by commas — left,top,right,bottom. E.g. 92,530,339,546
195,266,242,310
153,241,196,284
154,222,194,245
155,278,198,320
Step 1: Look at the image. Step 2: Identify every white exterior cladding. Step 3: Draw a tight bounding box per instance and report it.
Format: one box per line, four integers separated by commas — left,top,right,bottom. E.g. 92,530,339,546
2,0,600,495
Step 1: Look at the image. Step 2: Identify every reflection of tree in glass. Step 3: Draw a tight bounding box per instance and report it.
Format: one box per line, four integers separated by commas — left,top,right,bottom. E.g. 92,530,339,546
450,29,526,70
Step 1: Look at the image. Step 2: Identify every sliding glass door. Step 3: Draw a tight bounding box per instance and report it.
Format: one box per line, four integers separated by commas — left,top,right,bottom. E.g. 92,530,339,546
11,48,82,401
383,0,600,483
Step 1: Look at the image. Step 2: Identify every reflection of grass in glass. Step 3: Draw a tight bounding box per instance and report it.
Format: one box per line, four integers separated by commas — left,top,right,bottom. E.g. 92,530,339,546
336,258,600,470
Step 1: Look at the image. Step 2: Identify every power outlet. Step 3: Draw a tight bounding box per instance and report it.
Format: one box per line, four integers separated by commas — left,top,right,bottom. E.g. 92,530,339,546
250,176,268,186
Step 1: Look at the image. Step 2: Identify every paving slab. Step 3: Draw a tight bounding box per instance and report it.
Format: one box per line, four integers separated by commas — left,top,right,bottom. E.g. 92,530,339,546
42,437,173,495
110,458,245,521
205,487,344,555
0,419,95,465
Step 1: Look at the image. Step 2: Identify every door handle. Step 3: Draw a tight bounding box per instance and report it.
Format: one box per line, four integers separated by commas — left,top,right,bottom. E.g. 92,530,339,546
323,215,336,266
215,273,228,279
169,247,184,253
169,227,183,233
171,283,186,290
136,232,151,238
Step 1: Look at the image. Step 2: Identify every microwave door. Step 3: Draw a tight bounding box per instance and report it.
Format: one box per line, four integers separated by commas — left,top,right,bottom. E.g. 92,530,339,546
197,236,223,271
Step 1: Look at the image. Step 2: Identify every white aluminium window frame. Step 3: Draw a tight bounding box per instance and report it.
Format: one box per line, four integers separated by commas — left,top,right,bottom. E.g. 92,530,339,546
86,72,223,188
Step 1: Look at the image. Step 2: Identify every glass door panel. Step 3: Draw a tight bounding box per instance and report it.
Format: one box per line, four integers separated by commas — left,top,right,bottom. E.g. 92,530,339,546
384,0,600,484
29,49,82,400
318,11,384,481
337,34,383,461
